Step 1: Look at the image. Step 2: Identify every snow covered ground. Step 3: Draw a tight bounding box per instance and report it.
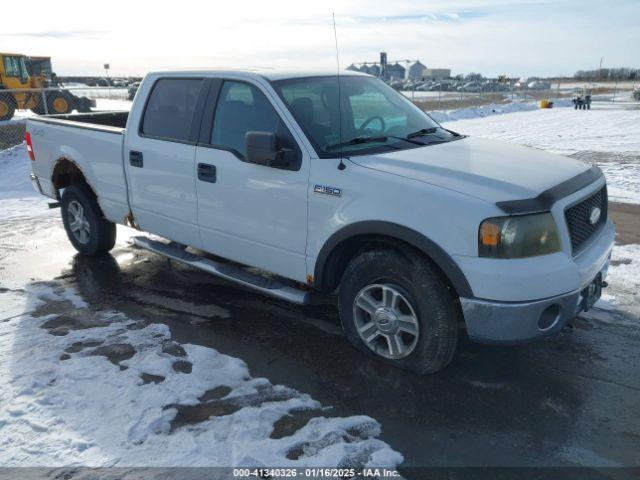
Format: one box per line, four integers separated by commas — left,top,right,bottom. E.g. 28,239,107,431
0,147,403,469
0,283,400,467
436,97,640,204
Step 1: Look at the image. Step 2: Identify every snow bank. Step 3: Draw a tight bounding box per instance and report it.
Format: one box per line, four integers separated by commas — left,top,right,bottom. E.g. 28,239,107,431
0,144,34,199
0,283,403,468
429,98,574,123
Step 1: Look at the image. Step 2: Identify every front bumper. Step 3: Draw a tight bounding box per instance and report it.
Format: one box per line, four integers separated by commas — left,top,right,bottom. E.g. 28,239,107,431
461,255,610,344
460,290,581,344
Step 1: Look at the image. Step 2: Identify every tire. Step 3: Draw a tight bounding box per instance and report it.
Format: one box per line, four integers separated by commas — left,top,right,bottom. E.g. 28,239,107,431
31,103,45,115
338,249,458,374
61,184,116,256
0,92,16,121
46,90,74,115
76,97,93,113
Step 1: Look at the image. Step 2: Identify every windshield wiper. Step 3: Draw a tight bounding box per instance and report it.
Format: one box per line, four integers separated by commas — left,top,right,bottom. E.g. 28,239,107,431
406,127,440,139
326,135,388,151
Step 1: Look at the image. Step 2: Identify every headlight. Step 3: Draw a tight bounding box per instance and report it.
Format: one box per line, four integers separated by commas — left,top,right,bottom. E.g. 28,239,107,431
479,213,561,258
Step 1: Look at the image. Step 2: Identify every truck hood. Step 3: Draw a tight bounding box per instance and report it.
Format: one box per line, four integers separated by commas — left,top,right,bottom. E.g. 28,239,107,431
349,136,591,204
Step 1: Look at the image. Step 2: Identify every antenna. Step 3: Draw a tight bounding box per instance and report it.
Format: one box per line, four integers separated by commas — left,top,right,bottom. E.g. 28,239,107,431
332,12,346,171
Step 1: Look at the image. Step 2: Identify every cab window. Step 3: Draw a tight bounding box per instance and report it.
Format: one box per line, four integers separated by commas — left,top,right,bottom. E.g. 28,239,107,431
141,78,203,142
210,81,298,162
3,56,28,79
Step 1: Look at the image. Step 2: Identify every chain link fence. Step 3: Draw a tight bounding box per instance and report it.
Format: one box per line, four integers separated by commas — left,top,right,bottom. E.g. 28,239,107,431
400,79,638,111
0,86,133,151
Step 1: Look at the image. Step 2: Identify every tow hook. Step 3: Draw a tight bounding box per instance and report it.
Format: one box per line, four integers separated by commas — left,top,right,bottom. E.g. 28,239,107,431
48,202,60,209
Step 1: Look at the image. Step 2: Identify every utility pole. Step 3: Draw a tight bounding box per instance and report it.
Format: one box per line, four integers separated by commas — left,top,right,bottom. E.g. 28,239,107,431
599,57,603,82
104,63,111,98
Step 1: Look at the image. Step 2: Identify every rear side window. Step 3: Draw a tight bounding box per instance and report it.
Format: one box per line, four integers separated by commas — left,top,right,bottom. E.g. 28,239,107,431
141,78,203,142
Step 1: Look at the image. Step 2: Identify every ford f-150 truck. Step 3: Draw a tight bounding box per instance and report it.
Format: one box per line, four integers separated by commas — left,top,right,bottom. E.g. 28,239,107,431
26,70,614,373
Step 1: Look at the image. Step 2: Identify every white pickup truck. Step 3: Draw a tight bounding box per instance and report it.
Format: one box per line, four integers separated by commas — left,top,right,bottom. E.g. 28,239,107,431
26,70,614,373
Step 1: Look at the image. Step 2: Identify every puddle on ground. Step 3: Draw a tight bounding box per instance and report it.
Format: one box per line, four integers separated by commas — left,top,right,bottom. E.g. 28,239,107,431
64,340,104,353
140,373,166,385
198,386,232,402
270,408,326,439
89,343,136,368
172,360,192,374
162,340,186,357
40,314,115,336
164,384,298,432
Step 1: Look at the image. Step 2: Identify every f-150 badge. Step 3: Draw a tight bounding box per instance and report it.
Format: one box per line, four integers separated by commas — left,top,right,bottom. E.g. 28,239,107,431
314,185,342,197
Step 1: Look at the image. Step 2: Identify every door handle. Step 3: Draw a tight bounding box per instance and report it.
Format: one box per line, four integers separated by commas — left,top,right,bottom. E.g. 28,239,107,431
197,163,216,183
129,151,143,168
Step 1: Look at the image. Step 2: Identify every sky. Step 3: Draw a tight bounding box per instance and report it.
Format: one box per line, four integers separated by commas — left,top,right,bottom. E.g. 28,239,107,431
1,0,638,78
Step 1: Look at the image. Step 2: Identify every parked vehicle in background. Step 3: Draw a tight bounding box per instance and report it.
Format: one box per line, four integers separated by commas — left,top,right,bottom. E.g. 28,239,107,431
458,81,482,92
573,88,592,109
633,87,640,101
128,82,140,100
0,52,94,120
96,78,110,87
527,80,551,90
26,69,614,374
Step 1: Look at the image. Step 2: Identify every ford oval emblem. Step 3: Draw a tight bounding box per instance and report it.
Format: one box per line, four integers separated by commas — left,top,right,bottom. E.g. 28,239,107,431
589,206,601,225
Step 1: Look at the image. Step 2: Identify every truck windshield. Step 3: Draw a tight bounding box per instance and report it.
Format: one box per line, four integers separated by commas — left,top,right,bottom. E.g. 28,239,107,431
272,75,458,158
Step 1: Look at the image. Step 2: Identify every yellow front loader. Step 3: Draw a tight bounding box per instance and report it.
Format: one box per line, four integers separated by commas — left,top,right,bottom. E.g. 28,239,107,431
0,53,93,121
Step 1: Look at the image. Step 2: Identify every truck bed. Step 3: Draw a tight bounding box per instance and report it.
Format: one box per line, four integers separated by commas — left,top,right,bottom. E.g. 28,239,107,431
30,111,129,131
27,111,130,225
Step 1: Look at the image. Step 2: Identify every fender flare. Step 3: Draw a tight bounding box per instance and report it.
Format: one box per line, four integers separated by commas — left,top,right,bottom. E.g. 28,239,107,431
313,221,473,298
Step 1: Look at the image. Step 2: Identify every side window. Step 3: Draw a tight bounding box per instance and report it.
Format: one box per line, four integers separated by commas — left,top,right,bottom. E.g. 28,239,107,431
4,57,19,77
141,78,203,142
211,81,297,160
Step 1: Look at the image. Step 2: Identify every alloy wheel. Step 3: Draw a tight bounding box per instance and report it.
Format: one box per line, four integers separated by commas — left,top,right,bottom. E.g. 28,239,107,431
353,283,420,359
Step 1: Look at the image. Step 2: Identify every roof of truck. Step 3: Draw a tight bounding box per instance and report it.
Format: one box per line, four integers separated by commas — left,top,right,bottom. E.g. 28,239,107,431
146,68,370,81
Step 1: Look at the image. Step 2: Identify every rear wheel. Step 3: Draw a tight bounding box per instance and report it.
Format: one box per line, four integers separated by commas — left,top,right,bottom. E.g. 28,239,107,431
338,249,458,374
61,184,116,256
76,97,93,113
0,94,15,121
47,91,73,115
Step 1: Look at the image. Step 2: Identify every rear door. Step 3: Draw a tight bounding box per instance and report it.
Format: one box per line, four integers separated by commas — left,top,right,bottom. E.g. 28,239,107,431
125,77,208,247
194,78,310,282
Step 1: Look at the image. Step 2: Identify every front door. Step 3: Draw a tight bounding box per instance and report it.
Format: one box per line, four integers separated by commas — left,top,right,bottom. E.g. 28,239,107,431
126,77,206,247
195,79,309,282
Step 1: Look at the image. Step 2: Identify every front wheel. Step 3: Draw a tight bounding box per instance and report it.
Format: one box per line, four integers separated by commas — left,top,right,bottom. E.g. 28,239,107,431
338,249,458,374
0,94,15,121
61,184,116,256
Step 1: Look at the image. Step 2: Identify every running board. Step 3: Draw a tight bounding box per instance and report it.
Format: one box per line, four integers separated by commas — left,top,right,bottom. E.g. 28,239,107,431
132,236,310,305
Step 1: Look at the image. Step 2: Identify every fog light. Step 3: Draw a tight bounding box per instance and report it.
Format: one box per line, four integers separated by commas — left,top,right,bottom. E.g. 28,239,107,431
538,304,561,331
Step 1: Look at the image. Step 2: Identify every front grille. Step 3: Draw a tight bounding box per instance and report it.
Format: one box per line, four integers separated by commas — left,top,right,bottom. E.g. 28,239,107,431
565,186,607,253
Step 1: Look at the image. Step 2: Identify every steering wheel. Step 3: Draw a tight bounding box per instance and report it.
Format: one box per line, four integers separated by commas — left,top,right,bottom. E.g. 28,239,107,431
359,115,386,133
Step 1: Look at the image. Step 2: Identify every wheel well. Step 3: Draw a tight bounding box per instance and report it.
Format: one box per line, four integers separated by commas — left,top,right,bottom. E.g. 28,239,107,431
317,234,460,297
51,159,88,199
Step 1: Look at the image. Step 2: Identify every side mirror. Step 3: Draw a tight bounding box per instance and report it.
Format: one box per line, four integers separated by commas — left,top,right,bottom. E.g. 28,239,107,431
245,131,291,168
